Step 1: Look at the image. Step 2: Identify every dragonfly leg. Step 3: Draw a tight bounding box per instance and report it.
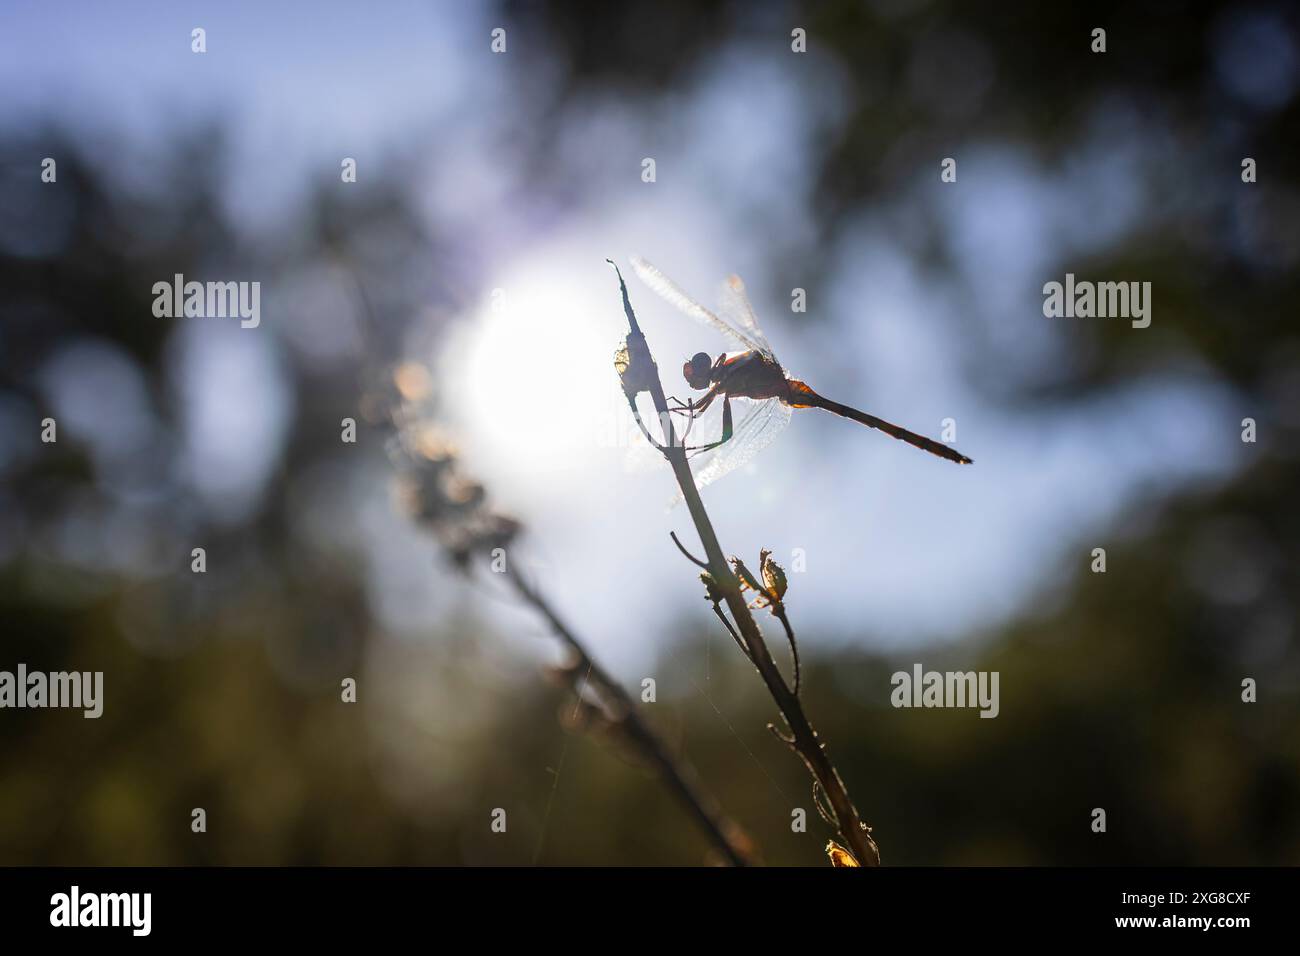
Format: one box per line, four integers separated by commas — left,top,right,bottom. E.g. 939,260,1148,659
680,398,697,444
666,395,693,417
668,386,720,419
684,394,734,456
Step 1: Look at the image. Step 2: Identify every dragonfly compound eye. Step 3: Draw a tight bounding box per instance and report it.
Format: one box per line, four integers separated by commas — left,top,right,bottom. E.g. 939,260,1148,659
684,352,713,389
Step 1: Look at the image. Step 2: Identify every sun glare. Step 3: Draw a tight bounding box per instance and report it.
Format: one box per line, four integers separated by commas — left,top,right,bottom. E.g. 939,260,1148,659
442,265,624,478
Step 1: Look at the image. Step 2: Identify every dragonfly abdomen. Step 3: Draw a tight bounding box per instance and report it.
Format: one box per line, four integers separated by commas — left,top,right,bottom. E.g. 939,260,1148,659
785,379,973,465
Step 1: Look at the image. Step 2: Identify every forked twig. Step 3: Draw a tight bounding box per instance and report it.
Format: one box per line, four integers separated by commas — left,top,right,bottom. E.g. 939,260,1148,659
670,530,709,569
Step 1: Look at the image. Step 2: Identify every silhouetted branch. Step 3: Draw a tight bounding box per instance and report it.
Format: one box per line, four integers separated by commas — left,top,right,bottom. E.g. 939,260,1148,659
670,530,709,569
504,565,753,867
611,259,880,867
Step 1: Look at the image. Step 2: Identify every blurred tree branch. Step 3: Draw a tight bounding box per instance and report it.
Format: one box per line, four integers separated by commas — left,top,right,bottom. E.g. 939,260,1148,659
383,377,754,867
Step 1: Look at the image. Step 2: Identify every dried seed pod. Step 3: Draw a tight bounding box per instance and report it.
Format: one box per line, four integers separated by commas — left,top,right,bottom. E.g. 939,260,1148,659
760,549,788,602
614,337,657,397
826,840,860,867
730,556,763,595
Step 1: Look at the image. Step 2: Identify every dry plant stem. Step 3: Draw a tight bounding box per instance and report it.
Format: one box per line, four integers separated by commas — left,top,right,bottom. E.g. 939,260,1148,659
671,453,880,866
613,263,881,867
505,566,752,868
671,532,753,662
772,606,801,698
713,604,754,663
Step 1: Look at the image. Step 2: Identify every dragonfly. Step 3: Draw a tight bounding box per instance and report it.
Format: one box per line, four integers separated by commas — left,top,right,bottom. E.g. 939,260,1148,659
628,255,973,492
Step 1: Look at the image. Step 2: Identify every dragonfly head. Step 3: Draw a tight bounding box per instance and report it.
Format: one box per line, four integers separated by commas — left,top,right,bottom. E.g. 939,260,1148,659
684,352,713,390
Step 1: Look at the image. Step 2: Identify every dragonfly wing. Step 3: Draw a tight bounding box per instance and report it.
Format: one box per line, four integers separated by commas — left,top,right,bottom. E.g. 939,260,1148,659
629,256,769,355
690,397,792,492
717,273,776,361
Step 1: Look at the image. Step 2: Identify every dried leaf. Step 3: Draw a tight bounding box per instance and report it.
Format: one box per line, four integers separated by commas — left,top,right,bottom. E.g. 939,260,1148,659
760,549,788,602
730,557,762,594
826,841,860,867
613,343,631,377
614,337,656,396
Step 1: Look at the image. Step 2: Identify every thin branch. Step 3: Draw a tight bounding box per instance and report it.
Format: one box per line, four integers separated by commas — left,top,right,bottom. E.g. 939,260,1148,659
772,605,802,698
503,563,753,868
670,531,710,569
711,602,753,664
766,722,795,746
610,260,881,867
623,395,666,453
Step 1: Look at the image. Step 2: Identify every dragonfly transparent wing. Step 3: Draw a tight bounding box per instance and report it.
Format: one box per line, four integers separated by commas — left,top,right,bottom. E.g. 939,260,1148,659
716,273,776,361
629,256,770,357
685,396,792,494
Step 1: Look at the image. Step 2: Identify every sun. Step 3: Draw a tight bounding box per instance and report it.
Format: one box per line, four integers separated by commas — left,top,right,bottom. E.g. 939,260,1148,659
440,261,626,479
